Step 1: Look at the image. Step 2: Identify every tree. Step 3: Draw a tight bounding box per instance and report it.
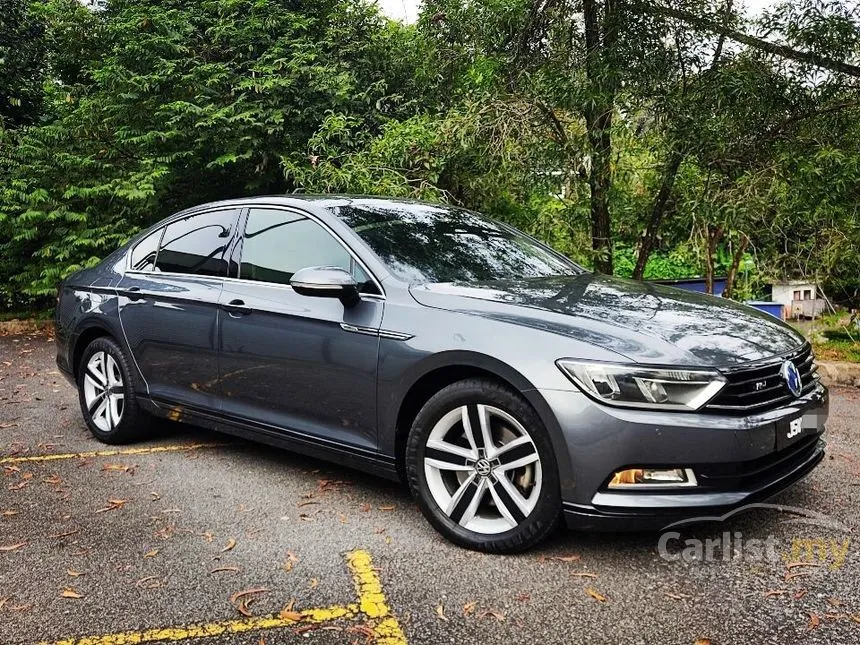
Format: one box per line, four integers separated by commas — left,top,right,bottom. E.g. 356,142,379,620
0,0,47,128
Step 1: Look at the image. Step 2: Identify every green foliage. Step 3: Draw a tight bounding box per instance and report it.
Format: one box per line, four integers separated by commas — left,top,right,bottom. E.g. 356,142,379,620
1,0,859,311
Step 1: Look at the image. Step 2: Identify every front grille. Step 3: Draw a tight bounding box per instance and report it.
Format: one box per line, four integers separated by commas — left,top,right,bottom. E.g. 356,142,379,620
704,343,820,415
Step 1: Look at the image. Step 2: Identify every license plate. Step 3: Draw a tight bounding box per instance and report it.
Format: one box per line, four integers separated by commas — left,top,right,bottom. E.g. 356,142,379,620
776,415,808,451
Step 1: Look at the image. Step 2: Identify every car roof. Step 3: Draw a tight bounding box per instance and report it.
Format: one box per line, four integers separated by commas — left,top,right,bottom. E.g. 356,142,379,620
190,194,446,213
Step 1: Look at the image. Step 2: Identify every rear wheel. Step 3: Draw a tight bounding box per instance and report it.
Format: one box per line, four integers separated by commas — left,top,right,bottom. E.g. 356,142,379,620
406,379,561,553
77,336,148,444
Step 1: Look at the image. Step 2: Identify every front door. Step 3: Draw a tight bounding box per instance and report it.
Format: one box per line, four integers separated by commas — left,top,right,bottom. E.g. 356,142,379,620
218,207,383,449
117,208,240,411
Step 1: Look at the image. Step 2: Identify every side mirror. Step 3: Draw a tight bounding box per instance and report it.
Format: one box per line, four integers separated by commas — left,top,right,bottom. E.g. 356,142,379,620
290,266,360,308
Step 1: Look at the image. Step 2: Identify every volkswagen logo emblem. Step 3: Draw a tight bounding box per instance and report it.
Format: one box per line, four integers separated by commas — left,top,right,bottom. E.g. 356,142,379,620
780,360,802,397
474,458,493,477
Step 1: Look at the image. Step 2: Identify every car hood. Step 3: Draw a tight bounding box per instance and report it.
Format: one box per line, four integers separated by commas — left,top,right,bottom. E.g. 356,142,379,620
409,273,804,367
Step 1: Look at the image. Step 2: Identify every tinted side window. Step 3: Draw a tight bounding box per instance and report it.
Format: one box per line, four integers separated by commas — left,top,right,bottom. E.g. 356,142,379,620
240,208,373,290
155,210,237,277
130,228,163,272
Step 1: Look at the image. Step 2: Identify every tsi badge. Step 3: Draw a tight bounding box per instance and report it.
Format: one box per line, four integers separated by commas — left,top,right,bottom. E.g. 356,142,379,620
780,360,802,397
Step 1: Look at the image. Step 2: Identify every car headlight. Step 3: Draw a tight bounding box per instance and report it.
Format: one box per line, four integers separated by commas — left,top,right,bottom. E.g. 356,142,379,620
556,360,726,411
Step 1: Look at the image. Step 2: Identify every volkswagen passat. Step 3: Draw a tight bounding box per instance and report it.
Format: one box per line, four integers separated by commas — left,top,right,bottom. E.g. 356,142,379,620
56,196,828,552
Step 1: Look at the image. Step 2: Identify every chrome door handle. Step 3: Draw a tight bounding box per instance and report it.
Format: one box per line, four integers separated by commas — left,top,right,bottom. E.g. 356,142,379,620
222,299,252,315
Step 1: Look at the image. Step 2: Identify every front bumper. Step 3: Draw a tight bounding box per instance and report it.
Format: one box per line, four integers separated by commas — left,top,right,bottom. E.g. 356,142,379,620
539,384,829,531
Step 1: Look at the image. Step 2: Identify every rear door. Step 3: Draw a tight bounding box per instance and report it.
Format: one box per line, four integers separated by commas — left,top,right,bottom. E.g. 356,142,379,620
117,207,240,411
217,206,383,450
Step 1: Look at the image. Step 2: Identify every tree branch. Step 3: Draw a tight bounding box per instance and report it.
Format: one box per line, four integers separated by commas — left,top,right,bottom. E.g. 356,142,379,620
650,5,860,78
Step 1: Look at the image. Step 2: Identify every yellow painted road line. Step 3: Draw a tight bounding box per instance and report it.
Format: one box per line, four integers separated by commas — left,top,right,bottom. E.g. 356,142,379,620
347,550,408,645
0,442,229,465
35,550,406,645
37,605,359,645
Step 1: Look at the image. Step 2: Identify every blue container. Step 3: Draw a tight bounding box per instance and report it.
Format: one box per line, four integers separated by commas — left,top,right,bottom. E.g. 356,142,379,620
745,301,784,320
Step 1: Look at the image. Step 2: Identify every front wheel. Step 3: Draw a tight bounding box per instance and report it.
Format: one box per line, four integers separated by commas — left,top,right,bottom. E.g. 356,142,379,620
405,379,561,553
77,336,149,444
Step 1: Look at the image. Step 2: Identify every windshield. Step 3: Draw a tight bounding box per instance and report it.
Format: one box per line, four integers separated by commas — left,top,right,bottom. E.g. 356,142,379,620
332,201,583,284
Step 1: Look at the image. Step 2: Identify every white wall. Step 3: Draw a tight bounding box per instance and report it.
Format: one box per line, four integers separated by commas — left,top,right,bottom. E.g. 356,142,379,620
772,283,817,307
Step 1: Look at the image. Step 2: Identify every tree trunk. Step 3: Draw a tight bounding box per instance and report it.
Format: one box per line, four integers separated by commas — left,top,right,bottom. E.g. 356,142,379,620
704,223,723,295
582,0,617,274
632,148,684,280
722,234,749,299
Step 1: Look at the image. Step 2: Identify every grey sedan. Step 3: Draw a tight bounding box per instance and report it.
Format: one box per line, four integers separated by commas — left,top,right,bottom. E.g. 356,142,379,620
55,196,828,552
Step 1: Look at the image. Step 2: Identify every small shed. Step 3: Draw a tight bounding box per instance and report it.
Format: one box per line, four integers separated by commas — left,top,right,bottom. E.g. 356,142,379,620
770,280,826,319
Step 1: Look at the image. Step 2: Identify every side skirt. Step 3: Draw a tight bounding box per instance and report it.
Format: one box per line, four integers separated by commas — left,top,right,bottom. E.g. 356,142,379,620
139,396,400,482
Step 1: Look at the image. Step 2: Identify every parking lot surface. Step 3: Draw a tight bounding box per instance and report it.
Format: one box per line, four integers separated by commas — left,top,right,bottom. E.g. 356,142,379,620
1,331,859,644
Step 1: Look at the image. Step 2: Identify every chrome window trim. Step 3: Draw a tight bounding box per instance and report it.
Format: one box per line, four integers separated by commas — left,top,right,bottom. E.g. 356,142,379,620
125,205,240,274
237,205,386,299
122,205,386,299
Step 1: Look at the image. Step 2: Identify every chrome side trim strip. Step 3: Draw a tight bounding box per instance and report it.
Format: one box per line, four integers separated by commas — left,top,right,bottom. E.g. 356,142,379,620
340,323,413,341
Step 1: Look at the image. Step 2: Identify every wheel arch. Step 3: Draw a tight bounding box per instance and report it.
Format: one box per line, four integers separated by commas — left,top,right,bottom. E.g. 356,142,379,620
71,322,116,379
387,351,573,489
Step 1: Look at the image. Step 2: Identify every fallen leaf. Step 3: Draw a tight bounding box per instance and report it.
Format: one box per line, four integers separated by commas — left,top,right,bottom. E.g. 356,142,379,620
211,566,240,574
570,572,598,579
1,510,19,517
664,592,688,600
807,613,821,631
297,500,318,508
763,589,786,598
143,549,159,558
378,504,396,511
462,601,477,616
585,587,607,602
693,640,712,645
0,542,26,552
7,482,28,491
515,593,530,602
230,588,269,604
283,550,298,573
49,529,78,539
67,569,85,577
201,531,215,542
549,554,581,563
308,578,319,589
279,602,303,622
61,588,83,599
101,464,131,473
435,603,447,621
785,571,811,582
794,589,808,600
95,499,128,513
150,492,161,501
221,538,237,552
42,474,62,485
136,576,165,589
479,609,506,621
0,422,18,429
827,598,843,607
359,503,371,512
786,561,824,570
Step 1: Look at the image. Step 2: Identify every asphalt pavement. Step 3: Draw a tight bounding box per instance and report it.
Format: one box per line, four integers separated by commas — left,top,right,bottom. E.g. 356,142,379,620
1,331,859,645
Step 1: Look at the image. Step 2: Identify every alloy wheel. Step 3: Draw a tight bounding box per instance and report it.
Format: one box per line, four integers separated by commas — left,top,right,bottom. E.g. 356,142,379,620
82,351,125,433
423,404,542,534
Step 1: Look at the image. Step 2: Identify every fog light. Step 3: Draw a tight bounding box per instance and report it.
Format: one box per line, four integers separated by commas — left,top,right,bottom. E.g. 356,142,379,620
608,468,697,488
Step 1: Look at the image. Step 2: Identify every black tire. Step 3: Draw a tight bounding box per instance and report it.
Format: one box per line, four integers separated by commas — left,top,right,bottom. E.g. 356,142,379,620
76,336,149,445
405,378,561,553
